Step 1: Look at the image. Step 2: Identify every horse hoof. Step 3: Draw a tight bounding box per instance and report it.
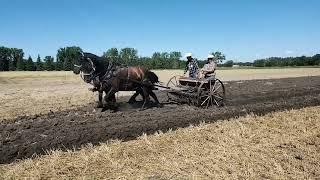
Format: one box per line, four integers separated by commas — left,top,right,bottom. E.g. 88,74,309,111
140,105,146,111
96,104,103,108
128,100,136,104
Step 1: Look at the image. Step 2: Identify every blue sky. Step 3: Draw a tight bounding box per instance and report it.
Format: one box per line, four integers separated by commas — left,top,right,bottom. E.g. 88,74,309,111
0,0,319,61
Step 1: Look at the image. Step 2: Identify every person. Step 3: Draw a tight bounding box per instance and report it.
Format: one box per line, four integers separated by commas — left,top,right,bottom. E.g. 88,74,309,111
199,54,217,79
184,53,199,78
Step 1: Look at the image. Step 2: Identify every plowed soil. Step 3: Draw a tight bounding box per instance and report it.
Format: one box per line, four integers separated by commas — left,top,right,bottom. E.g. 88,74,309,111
1,76,320,164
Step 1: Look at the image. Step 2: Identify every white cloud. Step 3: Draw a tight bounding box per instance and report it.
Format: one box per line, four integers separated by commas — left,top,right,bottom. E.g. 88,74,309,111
285,50,294,55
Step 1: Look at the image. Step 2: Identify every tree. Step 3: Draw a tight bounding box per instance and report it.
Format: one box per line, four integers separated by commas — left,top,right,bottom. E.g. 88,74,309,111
56,46,82,70
10,48,24,71
16,56,25,71
169,51,182,69
0,47,11,71
36,55,43,71
103,48,121,64
160,52,170,69
224,60,234,67
120,47,138,65
103,48,119,59
152,52,162,69
25,56,35,71
0,47,24,71
312,54,320,65
43,56,55,71
253,59,265,67
211,51,226,63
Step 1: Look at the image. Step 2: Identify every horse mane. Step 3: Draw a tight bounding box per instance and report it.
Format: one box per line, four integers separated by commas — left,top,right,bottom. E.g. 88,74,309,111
83,52,101,64
83,52,109,73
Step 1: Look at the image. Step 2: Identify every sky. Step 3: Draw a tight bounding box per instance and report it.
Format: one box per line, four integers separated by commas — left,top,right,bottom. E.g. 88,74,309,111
0,0,319,62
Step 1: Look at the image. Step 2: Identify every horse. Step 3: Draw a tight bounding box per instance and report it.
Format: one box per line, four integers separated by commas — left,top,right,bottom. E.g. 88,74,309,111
73,52,112,108
74,52,160,109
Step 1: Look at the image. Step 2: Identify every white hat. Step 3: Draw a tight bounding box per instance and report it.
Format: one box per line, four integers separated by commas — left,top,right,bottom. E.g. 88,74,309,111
207,54,214,59
185,53,192,58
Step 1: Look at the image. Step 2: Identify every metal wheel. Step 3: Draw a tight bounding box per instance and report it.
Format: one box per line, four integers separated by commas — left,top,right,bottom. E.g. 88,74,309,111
166,75,182,102
197,78,225,108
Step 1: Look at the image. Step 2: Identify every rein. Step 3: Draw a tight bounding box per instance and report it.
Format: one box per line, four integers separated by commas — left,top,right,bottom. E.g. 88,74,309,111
79,70,98,85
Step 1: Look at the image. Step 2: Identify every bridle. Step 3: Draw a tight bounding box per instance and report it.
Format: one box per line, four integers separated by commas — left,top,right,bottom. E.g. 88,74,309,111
75,57,115,85
74,57,97,85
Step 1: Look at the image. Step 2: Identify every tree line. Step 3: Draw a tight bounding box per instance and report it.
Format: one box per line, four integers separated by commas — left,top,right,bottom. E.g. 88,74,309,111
251,55,320,67
0,46,186,71
213,55,320,68
226,55,320,68
1,45,319,71
0,45,226,71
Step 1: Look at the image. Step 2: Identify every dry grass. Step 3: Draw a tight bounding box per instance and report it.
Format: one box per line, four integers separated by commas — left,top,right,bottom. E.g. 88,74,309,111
1,106,320,179
0,71,95,120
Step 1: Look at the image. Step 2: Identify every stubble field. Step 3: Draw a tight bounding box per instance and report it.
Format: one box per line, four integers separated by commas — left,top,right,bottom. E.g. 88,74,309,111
1,68,320,179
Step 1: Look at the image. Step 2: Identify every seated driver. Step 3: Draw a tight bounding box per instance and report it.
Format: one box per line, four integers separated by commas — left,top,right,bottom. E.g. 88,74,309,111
199,54,217,79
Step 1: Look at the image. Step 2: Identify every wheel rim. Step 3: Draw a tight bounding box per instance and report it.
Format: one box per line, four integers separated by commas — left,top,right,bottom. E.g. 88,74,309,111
198,79,225,108
211,79,225,107
166,75,182,102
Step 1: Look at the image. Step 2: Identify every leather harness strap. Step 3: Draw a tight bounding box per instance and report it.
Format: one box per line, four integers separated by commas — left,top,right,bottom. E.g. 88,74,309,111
125,68,130,91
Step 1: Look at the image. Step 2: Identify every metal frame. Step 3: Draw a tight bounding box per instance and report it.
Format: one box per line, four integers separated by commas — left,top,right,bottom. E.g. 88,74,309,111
166,75,225,107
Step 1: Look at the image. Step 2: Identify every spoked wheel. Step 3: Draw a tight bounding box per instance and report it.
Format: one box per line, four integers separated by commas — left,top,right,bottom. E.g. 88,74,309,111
197,78,225,108
166,75,182,103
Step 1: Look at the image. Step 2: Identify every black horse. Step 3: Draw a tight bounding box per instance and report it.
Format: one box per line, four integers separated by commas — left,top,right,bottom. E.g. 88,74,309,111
73,52,160,109
73,52,114,108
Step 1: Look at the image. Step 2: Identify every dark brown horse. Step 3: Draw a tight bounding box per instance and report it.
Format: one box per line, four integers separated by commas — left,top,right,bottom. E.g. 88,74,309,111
74,52,160,109
101,66,160,109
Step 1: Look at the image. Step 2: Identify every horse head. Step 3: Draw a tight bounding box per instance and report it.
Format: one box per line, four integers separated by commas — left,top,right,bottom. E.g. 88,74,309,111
73,52,99,83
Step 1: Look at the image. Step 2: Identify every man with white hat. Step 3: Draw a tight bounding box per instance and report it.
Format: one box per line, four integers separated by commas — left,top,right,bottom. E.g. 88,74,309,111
199,54,217,79
184,53,199,78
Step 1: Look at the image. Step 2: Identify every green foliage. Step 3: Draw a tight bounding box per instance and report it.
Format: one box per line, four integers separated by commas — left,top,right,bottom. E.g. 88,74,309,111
16,58,25,71
25,56,35,71
0,47,24,71
120,47,138,65
224,60,234,67
211,51,226,63
10,48,24,71
253,55,320,67
170,51,182,69
103,48,119,58
43,56,55,71
1,45,320,71
253,59,265,67
36,55,44,71
0,47,11,71
56,46,82,70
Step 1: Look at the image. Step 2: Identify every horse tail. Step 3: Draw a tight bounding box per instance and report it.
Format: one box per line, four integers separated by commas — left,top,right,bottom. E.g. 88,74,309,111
145,70,159,84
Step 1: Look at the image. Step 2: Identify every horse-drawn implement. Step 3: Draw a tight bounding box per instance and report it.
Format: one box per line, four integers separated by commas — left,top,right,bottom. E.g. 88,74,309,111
163,75,225,108
115,74,226,108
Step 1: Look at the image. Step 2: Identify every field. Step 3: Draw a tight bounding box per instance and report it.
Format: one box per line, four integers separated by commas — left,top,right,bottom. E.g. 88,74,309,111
1,68,320,179
2,68,320,120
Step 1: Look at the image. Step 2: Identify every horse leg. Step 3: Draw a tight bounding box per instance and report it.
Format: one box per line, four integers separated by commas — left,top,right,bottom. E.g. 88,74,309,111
128,90,141,104
97,90,104,108
148,89,161,106
108,93,117,111
141,87,150,110
103,86,117,110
